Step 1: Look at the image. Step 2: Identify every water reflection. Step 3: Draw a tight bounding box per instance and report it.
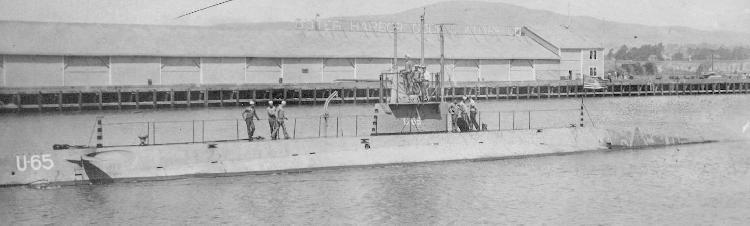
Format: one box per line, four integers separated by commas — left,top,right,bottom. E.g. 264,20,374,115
2,95,750,224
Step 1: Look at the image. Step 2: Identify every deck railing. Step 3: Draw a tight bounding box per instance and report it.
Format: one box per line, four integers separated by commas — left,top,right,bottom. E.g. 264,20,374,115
100,108,583,147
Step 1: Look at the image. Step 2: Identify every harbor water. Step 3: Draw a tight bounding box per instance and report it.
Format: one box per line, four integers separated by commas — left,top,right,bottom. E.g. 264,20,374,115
2,95,750,224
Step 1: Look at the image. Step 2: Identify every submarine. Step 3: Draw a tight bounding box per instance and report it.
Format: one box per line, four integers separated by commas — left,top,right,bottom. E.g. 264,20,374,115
0,20,713,188
0,66,712,188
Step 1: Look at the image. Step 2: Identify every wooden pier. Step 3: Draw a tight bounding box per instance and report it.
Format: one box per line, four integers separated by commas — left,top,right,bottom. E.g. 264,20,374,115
1,79,749,113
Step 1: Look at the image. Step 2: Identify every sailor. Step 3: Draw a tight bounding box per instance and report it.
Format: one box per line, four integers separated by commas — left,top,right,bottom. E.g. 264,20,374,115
266,101,278,140
421,68,431,101
448,99,460,132
242,101,260,141
468,97,480,131
459,96,471,131
275,100,291,139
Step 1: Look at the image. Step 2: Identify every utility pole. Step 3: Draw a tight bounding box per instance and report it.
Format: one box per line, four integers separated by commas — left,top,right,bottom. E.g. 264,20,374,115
438,23,454,103
420,8,426,66
393,23,399,104
393,23,398,72
439,24,444,103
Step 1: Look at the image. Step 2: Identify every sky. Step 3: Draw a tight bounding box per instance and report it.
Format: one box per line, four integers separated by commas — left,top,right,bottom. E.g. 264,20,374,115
0,0,748,33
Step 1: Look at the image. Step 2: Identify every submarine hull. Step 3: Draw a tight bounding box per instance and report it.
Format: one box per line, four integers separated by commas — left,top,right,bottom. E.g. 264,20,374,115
0,127,708,186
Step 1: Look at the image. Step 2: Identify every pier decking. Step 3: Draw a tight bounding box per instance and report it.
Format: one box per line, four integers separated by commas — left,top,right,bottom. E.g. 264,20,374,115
1,79,749,113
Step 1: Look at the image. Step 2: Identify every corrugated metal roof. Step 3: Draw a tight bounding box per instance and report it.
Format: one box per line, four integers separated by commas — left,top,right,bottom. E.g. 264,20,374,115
528,26,603,50
0,21,559,60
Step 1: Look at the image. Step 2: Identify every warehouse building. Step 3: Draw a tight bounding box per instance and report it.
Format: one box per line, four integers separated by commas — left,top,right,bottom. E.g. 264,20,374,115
0,21,602,87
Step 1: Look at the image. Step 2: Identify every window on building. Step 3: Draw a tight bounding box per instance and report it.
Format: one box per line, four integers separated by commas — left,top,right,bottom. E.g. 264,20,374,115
589,67,598,77
301,68,309,74
589,50,598,60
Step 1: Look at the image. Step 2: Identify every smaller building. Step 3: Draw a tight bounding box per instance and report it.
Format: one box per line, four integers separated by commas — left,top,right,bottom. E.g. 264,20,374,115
522,26,605,80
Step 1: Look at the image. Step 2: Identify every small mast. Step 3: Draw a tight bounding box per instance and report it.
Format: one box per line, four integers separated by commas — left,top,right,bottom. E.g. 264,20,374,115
439,24,445,103
437,23,454,103
420,8,425,66
392,23,398,72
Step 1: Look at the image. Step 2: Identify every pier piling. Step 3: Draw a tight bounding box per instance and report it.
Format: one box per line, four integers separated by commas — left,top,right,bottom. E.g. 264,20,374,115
57,91,63,111
37,92,43,112
203,88,209,108
170,89,175,109
98,90,103,110
312,88,317,105
152,89,157,109
77,91,83,111
134,91,140,109
3,79,749,113
117,90,122,110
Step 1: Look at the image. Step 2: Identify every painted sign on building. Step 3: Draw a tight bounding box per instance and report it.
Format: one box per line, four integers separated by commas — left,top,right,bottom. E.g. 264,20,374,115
295,19,518,36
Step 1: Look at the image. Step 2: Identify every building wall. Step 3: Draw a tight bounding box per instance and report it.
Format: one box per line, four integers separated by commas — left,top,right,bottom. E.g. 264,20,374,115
560,49,583,79
479,60,510,81
4,55,63,87
203,57,245,84
63,56,109,86
535,59,560,80
323,58,354,82
246,58,281,83
355,58,391,80
560,49,603,79
111,56,160,85
161,57,200,84
509,60,534,81
581,49,603,77
283,58,323,83
423,59,453,82
1,55,575,87
453,59,479,81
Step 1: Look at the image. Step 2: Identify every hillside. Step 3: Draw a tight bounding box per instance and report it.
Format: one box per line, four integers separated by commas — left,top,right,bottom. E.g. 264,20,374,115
218,1,750,50
340,1,750,48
